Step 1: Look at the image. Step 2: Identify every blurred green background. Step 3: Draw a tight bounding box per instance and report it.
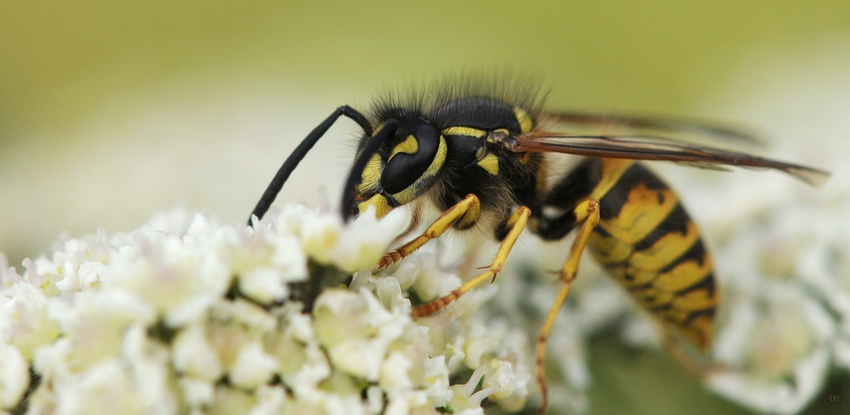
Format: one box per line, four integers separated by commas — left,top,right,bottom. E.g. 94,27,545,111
2,1,849,414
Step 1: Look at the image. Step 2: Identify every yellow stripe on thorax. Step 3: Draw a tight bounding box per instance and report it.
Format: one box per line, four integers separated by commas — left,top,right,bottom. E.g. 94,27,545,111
513,107,534,133
442,126,485,138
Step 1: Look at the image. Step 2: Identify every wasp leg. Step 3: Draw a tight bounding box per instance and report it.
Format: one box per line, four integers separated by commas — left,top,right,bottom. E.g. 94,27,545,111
377,194,480,270
535,199,600,414
412,206,531,318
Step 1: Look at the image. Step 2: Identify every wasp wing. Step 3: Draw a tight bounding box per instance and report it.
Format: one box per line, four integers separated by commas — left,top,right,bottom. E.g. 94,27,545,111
539,111,765,147
513,131,830,187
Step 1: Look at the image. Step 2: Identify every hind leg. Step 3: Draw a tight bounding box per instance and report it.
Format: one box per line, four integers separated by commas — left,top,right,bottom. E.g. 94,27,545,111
535,199,600,413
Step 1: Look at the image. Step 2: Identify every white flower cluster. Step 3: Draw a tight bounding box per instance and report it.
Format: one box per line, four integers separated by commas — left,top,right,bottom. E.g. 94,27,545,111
0,148,846,415
703,169,850,415
0,205,532,415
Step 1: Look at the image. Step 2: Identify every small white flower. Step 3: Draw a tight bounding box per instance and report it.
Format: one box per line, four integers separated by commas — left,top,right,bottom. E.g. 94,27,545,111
331,338,385,381
123,326,178,415
230,341,279,388
172,325,223,381
0,342,28,409
209,385,256,414
380,351,414,393
446,366,500,413
463,334,497,369
251,385,287,415
300,205,409,272
179,377,215,408
51,290,157,372
0,278,59,360
708,347,831,415
708,281,835,413
239,267,290,305
268,234,309,282
53,359,144,415
421,356,452,404
74,261,104,292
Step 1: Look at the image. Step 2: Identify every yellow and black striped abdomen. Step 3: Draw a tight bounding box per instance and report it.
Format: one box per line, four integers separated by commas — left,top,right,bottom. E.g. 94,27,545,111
587,158,717,349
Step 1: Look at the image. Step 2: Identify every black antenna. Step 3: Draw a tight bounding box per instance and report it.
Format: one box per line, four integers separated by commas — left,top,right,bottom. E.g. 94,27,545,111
248,106,371,225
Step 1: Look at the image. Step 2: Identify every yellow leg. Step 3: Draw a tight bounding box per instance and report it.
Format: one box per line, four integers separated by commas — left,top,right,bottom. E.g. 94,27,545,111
536,199,599,414
412,206,531,318
377,194,480,270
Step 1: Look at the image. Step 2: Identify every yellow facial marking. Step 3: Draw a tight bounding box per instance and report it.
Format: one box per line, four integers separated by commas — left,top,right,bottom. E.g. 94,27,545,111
442,126,485,138
390,135,418,159
477,154,499,175
357,193,392,218
357,153,383,193
513,107,534,133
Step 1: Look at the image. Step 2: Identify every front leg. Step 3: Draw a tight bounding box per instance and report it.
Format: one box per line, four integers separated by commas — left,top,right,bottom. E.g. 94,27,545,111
412,205,531,318
377,193,480,270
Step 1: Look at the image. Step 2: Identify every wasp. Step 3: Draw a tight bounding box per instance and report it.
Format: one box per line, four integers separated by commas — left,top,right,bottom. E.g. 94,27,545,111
248,81,829,412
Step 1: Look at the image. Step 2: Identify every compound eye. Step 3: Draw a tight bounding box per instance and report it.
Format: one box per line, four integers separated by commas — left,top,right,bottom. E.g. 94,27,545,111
380,124,440,194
